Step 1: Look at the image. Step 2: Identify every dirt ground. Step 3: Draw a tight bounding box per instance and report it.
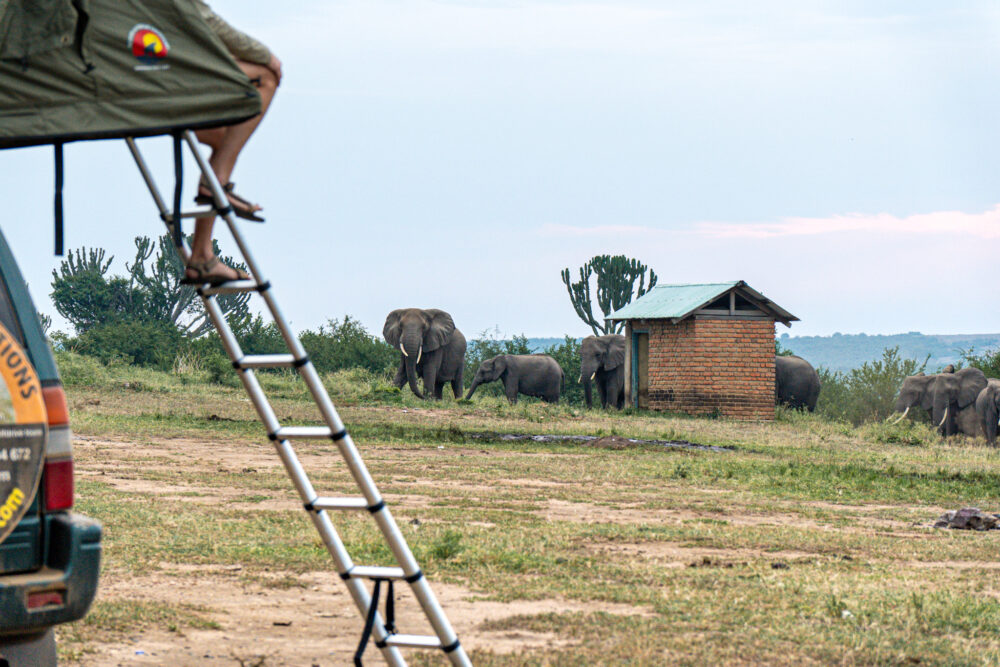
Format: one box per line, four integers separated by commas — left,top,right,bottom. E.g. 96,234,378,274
71,435,657,666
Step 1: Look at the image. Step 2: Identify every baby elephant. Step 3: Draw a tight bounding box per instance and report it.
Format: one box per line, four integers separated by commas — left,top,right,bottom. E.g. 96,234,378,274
466,354,563,404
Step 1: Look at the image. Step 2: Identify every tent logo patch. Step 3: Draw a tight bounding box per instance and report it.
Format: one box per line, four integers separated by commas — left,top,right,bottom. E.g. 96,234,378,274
128,24,170,71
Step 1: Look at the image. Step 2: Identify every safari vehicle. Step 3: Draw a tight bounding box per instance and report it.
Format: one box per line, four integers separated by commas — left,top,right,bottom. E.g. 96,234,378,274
0,228,101,666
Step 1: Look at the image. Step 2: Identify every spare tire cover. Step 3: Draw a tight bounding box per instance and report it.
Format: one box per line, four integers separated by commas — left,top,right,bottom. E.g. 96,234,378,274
0,322,47,544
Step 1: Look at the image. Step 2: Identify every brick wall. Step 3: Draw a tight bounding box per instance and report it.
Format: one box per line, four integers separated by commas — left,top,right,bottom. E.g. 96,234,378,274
643,318,775,420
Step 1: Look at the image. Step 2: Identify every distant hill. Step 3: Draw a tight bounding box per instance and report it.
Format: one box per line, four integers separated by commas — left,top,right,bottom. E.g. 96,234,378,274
526,337,570,352
779,332,1000,372
524,333,1000,373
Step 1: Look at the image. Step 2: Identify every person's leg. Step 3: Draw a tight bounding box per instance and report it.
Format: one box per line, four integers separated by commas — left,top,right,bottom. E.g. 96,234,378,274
186,61,278,280
204,61,278,192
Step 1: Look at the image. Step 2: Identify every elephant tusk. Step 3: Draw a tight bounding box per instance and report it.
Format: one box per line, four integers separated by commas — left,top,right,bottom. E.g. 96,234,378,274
578,374,583,383
417,345,422,364
889,407,909,424
399,343,408,357
590,372,596,381
938,407,949,428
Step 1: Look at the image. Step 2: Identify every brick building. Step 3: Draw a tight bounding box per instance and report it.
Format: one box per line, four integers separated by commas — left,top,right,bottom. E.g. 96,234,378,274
608,282,797,420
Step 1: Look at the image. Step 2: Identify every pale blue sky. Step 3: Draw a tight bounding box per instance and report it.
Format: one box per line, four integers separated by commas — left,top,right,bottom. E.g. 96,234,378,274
2,1,998,339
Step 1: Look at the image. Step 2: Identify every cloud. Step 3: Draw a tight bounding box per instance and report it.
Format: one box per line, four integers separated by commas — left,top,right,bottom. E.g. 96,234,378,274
696,204,1000,239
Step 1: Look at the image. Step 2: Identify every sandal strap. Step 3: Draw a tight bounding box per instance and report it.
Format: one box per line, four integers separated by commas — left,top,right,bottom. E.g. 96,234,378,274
222,182,259,209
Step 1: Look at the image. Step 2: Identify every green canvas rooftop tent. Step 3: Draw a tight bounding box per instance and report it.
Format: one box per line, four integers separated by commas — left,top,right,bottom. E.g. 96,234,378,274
0,0,261,148
0,0,262,253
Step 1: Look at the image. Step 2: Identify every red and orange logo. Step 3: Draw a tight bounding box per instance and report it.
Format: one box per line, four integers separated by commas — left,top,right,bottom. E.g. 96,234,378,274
128,24,170,66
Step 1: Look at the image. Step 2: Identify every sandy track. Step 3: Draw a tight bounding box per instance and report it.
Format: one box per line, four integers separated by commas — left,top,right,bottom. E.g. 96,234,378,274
70,435,653,666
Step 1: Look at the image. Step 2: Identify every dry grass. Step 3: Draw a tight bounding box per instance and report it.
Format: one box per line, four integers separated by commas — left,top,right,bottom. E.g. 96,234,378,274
55,355,1000,665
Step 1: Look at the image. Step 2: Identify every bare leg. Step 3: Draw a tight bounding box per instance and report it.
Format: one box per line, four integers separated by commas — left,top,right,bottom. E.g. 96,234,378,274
202,61,278,187
188,61,278,281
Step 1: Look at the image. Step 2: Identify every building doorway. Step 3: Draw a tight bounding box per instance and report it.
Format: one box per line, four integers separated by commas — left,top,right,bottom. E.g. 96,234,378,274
632,331,649,409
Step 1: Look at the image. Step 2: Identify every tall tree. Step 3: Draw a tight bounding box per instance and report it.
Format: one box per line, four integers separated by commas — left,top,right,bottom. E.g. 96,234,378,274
561,255,657,335
51,236,251,337
126,235,251,338
50,248,139,333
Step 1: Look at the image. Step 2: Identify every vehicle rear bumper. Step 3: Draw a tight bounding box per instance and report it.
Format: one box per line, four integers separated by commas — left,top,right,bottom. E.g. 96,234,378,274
0,512,102,635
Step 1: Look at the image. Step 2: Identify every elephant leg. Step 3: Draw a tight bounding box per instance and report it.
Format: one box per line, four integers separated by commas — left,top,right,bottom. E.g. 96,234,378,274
598,378,608,409
505,376,519,404
434,381,445,400
451,375,463,399
422,367,437,400
606,383,620,411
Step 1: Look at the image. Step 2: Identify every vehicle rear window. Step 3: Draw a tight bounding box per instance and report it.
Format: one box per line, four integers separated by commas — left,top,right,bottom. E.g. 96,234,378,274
0,273,25,346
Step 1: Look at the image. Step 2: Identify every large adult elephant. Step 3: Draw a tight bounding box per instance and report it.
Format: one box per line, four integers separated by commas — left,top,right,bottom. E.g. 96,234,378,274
775,355,821,411
893,368,986,436
976,379,1000,445
579,334,625,409
383,308,466,400
465,354,563,404
928,368,987,436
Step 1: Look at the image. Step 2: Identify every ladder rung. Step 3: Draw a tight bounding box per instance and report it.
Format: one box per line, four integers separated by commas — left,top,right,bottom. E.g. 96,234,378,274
348,566,406,580
201,279,267,296
272,426,334,440
312,497,369,511
237,354,298,369
180,208,216,218
382,634,443,649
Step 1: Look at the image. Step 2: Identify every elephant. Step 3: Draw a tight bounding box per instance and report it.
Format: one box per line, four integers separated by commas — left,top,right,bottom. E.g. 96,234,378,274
579,334,625,409
976,379,1000,445
465,354,563,404
927,368,987,436
383,308,466,400
892,368,987,436
775,355,821,411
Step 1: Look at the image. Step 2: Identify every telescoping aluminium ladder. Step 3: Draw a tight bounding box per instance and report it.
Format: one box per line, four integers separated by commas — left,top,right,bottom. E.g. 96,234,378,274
124,131,471,667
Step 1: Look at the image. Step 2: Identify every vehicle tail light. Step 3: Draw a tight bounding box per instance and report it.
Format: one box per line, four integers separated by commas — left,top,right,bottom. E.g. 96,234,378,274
42,386,69,426
27,590,64,610
42,385,73,511
44,458,73,511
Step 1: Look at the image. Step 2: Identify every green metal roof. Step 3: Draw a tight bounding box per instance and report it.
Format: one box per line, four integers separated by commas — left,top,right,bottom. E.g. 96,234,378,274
608,281,798,325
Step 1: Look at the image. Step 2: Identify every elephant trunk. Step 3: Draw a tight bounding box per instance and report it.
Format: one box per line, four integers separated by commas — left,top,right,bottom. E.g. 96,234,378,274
401,330,424,399
404,353,423,399
583,378,593,409
465,377,481,400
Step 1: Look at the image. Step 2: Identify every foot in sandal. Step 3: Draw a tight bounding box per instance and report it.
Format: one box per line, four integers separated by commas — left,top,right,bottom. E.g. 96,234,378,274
182,256,250,286
195,182,265,222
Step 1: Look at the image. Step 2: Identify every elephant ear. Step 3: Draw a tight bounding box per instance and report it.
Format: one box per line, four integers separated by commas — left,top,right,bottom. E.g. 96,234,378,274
959,372,988,408
383,310,405,347
423,309,455,352
603,337,625,371
495,355,508,373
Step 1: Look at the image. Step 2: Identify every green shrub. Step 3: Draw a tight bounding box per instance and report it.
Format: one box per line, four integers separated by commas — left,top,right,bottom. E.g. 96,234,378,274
816,347,928,426
236,316,286,356
300,316,396,375
53,350,112,387
204,353,240,387
72,319,183,371
543,336,583,406
963,346,1000,379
